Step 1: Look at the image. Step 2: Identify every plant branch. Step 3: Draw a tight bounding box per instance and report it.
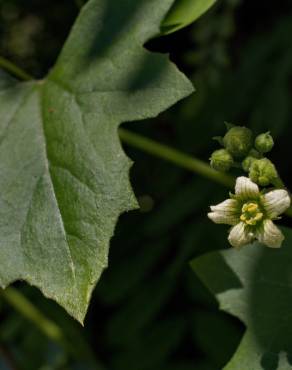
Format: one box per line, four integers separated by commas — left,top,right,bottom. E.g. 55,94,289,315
119,128,235,188
1,287,64,343
0,56,33,81
1,287,103,367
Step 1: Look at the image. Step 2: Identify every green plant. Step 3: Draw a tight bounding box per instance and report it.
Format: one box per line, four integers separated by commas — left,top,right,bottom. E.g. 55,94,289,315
1,1,292,370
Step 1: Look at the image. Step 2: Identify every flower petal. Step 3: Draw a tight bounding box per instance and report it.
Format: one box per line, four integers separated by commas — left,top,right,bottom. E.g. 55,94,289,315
210,198,239,213
208,199,239,225
228,222,255,248
255,219,284,248
262,189,291,218
235,176,259,200
208,212,238,225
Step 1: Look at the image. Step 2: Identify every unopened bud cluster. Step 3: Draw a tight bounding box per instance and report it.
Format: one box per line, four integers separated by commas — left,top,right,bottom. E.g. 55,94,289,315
210,124,279,187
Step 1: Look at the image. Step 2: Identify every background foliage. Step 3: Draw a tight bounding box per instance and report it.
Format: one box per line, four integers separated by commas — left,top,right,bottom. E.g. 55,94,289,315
1,0,292,369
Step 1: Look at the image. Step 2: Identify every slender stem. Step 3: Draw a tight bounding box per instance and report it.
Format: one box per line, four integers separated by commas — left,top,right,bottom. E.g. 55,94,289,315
1,287,102,366
1,287,64,343
119,128,235,188
0,56,33,81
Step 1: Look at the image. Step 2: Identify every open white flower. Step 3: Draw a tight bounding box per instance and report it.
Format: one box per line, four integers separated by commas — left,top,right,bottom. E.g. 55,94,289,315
208,176,291,248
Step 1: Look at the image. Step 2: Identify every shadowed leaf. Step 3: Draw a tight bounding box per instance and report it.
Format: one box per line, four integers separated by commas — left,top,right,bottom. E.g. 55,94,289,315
191,227,292,370
0,0,193,323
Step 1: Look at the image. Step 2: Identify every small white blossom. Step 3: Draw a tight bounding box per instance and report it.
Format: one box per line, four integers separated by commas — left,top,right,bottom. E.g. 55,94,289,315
208,176,291,248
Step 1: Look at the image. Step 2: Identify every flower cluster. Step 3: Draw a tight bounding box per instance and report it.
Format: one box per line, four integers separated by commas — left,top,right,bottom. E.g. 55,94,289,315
208,123,291,248
210,124,278,187
208,177,290,248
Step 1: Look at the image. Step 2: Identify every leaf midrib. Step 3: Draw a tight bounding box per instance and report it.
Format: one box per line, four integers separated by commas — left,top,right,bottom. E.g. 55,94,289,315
37,83,77,283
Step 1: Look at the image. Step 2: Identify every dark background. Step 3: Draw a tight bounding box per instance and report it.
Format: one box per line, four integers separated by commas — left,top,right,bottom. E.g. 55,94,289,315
0,0,292,369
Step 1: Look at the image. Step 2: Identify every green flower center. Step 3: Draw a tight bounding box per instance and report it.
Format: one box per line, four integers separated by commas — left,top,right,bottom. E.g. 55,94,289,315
240,202,263,226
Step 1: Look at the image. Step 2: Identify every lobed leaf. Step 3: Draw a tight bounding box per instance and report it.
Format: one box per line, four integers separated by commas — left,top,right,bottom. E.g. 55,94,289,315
191,227,292,369
0,0,193,323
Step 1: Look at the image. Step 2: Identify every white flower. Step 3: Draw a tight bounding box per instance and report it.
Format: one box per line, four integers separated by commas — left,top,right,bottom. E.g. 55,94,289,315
208,176,291,248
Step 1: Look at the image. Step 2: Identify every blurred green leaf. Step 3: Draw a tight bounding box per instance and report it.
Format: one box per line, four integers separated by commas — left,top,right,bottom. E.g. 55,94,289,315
0,0,193,323
112,317,186,370
97,238,170,305
192,310,242,366
141,178,221,237
161,0,217,35
191,227,292,369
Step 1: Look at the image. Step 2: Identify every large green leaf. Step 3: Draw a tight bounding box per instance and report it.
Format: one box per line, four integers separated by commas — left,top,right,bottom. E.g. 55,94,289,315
161,0,217,35
0,0,193,323
191,227,292,369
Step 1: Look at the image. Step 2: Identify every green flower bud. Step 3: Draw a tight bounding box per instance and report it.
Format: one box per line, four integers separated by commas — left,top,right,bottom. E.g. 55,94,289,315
223,126,253,158
242,149,262,172
249,158,278,186
248,148,262,159
255,132,274,153
242,156,256,172
210,149,234,172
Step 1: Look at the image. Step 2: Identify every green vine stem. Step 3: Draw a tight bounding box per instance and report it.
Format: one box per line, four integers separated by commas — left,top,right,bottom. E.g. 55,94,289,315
1,287,102,365
119,127,235,188
1,287,64,342
0,57,33,81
